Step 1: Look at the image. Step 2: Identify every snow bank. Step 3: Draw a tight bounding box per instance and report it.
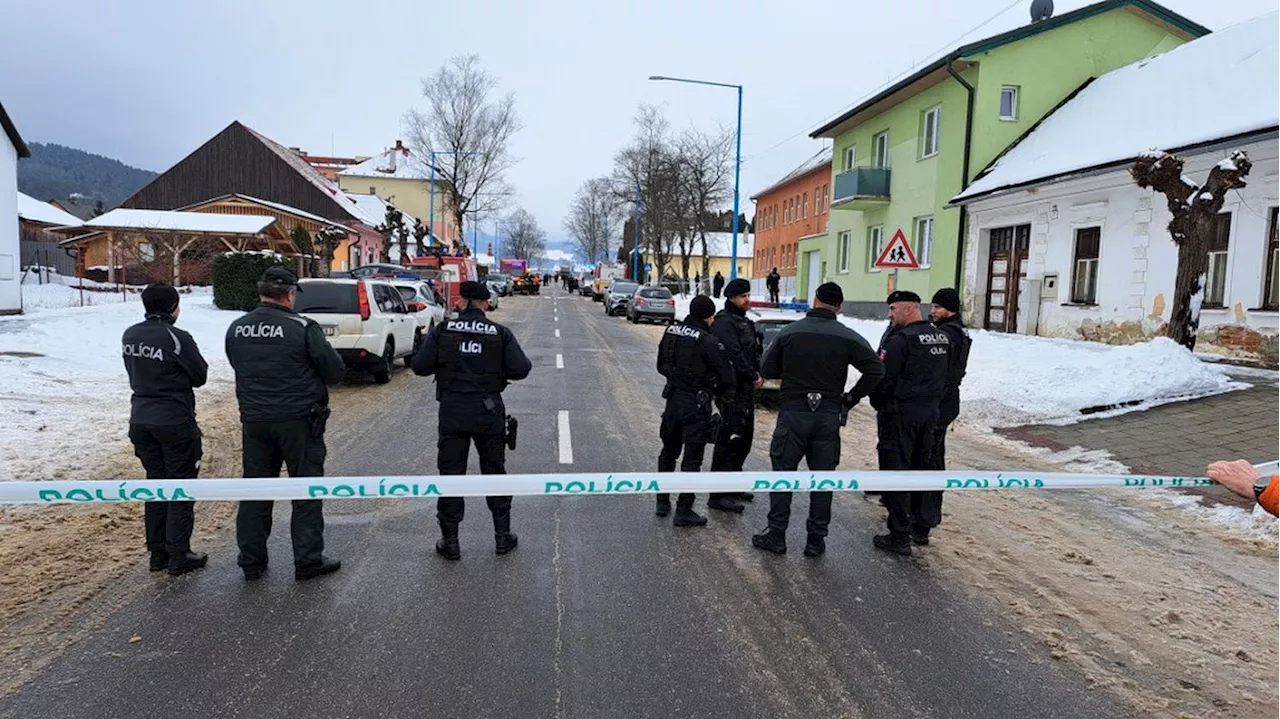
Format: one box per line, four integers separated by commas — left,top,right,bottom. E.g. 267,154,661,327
0,288,237,480
670,295,1243,428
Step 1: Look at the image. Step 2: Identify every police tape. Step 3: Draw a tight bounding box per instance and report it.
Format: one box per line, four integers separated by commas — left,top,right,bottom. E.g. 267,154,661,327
2,464,1274,504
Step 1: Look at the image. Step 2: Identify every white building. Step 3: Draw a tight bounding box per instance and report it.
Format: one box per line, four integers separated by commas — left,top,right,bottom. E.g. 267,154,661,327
952,12,1279,365
1,101,30,315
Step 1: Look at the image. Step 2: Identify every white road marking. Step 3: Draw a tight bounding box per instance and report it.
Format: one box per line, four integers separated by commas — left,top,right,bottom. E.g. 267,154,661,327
558,410,573,464
556,353,564,369
555,329,560,338
554,316,558,322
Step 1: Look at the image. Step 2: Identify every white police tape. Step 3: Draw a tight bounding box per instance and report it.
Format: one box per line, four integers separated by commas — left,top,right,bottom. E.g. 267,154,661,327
1,465,1270,504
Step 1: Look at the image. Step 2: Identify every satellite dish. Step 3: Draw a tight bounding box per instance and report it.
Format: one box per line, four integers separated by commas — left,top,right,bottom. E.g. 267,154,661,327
1031,0,1053,22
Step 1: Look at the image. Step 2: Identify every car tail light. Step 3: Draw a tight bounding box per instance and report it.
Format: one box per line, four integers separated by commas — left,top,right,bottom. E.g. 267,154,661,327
410,301,426,312
666,299,675,306
357,281,371,321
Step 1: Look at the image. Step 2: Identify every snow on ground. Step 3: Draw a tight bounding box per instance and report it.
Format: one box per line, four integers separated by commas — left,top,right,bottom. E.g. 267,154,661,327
0,287,237,480
673,295,1244,428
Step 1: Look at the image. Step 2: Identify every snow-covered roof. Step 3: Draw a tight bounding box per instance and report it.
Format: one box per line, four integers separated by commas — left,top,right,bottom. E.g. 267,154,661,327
341,192,428,238
17,192,83,227
177,194,356,234
475,253,495,267
338,145,434,180
751,147,833,199
69,209,275,234
955,11,1279,202
700,231,755,258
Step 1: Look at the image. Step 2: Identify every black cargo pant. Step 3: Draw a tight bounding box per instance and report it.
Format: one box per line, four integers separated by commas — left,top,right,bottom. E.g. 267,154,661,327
877,405,940,544
657,389,712,510
437,393,510,528
710,388,754,501
929,394,960,470
767,406,841,538
237,420,326,571
129,421,201,557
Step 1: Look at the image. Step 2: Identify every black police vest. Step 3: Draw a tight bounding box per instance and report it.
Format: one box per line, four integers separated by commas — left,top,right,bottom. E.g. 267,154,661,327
659,322,716,391
895,322,951,403
226,305,325,422
436,316,506,395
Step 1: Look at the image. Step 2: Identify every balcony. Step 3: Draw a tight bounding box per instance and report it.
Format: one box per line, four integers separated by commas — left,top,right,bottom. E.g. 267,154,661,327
832,167,891,210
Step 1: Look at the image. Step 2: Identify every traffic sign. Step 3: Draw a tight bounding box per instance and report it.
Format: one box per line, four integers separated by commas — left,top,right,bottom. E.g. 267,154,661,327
874,229,919,269
644,263,653,272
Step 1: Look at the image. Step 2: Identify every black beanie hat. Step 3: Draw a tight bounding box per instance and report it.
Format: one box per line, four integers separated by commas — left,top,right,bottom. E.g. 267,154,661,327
931,288,961,313
815,282,844,307
459,281,491,301
141,283,180,315
689,295,716,320
723,278,751,298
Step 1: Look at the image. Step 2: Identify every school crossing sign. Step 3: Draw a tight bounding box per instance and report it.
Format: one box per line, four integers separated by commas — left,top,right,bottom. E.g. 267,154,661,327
874,228,919,270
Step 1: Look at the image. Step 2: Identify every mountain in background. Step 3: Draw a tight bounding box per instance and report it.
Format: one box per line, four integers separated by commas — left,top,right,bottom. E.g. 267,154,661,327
17,142,158,211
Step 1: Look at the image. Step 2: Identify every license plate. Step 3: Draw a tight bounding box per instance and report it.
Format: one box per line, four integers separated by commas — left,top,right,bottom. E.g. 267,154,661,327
321,326,336,336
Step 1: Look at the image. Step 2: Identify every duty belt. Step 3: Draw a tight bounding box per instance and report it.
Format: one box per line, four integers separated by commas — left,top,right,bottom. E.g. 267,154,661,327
781,393,842,414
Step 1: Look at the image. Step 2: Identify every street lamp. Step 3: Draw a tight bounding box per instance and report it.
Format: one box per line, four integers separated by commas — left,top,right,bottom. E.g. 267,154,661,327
649,74,744,280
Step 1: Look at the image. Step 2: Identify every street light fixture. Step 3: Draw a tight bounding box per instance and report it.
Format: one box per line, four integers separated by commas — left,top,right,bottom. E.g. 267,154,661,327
649,75,744,280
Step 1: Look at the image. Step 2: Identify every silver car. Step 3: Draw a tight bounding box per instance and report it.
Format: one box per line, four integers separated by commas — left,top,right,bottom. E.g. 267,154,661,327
604,280,639,316
627,286,676,324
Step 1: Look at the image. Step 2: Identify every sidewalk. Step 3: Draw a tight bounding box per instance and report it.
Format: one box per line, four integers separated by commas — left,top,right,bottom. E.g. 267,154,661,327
1000,370,1278,494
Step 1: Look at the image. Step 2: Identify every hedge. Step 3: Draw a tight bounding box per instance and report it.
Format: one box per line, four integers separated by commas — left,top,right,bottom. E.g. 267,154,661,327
211,252,284,311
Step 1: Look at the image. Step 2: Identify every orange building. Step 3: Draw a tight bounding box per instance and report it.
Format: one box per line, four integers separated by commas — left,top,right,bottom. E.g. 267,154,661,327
750,148,831,279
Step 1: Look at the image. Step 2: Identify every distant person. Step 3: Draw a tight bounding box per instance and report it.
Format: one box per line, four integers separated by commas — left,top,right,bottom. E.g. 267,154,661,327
766,267,781,305
225,268,346,582
694,272,702,296
712,271,725,298
122,283,209,576
1207,460,1278,517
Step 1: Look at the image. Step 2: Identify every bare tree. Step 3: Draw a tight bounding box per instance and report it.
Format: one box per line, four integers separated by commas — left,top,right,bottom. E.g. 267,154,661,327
564,177,622,264
405,54,522,241
376,205,410,264
613,106,681,282
676,127,734,281
500,208,547,264
1131,149,1252,351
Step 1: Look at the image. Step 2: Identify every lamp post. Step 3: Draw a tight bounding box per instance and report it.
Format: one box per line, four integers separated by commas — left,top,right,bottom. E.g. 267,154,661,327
428,149,481,251
649,75,743,280
633,182,641,283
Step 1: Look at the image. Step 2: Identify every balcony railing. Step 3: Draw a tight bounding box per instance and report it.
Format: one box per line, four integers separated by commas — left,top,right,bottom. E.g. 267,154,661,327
832,167,891,209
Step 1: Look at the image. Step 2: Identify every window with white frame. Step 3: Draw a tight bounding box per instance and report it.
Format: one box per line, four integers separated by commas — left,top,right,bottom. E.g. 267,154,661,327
802,193,808,219
1000,86,1019,121
920,106,941,158
1205,213,1231,307
813,188,820,216
914,215,934,267
784,200,791,224
842,146,855,172
1265,208,1278,310
1071,227,1100,304
837,230,852,273
872,131,890,167
868,225,884,270
821,184,829,213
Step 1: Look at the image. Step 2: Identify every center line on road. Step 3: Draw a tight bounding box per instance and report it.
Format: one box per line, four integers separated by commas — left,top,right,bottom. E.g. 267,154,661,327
555,328,560,338
557,410,573,464
555,353,564,369
554,316,558,322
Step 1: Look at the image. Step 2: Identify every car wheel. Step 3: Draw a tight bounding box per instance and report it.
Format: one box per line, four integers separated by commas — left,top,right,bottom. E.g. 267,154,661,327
405,332,422,368
628,312,638,324
373,340,394,384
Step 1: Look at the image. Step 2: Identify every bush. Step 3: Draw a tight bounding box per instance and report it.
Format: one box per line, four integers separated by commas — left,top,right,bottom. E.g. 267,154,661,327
212,252,284,311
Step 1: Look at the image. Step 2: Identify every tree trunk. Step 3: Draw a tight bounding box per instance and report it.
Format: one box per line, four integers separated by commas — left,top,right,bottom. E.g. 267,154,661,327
1168,223,1211,351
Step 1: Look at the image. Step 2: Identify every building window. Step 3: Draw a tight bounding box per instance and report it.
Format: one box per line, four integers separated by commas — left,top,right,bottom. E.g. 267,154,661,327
802,193,808,219
813,188,820,216
1205,212,1231,307
822,184,829,213
784,200,791,224
868,225,884,271
1265,208,1278,310
914,215,934,268
1000,86,1019,121
837,230,852,273
1071,227,1101,304
842,146,855,172
920,106,941,158
872,131,890,168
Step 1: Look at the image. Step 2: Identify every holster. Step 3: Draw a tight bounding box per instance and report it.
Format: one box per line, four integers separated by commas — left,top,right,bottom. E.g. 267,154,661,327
505,415,518,450
308,404,331,439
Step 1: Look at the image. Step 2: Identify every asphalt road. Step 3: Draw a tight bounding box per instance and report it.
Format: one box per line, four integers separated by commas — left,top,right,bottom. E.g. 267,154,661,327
0,287,1125,719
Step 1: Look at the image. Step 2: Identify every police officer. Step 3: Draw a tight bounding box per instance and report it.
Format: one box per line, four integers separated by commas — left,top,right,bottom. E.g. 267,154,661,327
225,267,346,581
122,283,209,576
412,280,532,560
708,278,763,513
928,288,971,471
655,295,734,526
871,290,950,555
752,283,884,557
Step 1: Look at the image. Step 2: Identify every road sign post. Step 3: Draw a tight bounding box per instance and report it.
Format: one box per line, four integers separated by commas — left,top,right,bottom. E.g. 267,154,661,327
873,229,919,295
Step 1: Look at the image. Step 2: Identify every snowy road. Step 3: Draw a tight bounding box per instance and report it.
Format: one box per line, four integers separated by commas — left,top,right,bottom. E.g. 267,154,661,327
1,288,1271,718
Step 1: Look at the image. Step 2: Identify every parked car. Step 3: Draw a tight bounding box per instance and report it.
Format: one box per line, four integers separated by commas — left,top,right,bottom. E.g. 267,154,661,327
604,280,640,316
578,274,595,297
295,278,417,384
627,286,676,324
486,273,513,296
392,280,447,360
348,263,424,280
486,280,503,310
751,311,805,395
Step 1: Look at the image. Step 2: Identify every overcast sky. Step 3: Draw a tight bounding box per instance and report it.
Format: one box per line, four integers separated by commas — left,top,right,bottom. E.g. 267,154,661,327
2,0,1273,244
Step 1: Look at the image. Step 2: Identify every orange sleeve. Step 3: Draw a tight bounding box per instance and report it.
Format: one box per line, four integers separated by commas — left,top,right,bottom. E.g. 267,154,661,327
1259,476,1279,518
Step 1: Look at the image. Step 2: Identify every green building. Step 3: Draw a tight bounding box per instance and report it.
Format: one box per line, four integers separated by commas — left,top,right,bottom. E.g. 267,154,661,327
799,0,1207,318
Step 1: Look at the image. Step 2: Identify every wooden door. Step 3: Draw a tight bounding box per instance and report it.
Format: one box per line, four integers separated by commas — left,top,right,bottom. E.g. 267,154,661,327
984,224,1030,332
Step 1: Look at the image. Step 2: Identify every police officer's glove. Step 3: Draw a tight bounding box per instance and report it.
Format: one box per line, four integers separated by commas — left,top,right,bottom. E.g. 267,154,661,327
842,391,863,409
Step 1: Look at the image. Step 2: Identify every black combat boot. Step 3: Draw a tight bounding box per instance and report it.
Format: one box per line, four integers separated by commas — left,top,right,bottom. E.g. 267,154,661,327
149,552,169,572
672,495,706,527
655,494,671,517
436,522,461,561
751,529,787,554
734,492,755,502
707,495,745,513
802,536,826,558
167,551,208,576
873,534,912,556
912,531,931,546
295,556,341,581
493,511,519,555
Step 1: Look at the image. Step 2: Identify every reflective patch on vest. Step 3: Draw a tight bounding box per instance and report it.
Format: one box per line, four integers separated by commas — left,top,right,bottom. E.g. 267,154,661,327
446,320,499,335
234,323,285,339
461,340,484,355
665,324,702,340
123,343,164,361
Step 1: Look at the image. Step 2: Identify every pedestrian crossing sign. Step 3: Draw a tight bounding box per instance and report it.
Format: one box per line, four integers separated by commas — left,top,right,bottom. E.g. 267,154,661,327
874,229,919,269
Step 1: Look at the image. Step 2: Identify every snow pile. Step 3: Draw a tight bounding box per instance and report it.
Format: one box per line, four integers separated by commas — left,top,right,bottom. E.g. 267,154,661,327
1159,491,1280,546
0,290,237,480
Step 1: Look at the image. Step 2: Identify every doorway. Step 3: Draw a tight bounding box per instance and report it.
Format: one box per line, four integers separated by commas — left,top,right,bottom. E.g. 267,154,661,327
805,250,822,302
984,224,1030,332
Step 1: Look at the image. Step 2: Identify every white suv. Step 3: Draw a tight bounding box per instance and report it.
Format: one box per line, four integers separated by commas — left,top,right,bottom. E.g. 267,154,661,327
295,278,417,384
392,280,446,359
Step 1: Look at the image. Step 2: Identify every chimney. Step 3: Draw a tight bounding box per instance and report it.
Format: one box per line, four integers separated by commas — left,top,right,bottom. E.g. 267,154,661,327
395,140,404,152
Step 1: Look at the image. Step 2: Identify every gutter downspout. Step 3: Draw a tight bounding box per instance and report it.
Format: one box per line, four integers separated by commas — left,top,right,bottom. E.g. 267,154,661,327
946,55,976,298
